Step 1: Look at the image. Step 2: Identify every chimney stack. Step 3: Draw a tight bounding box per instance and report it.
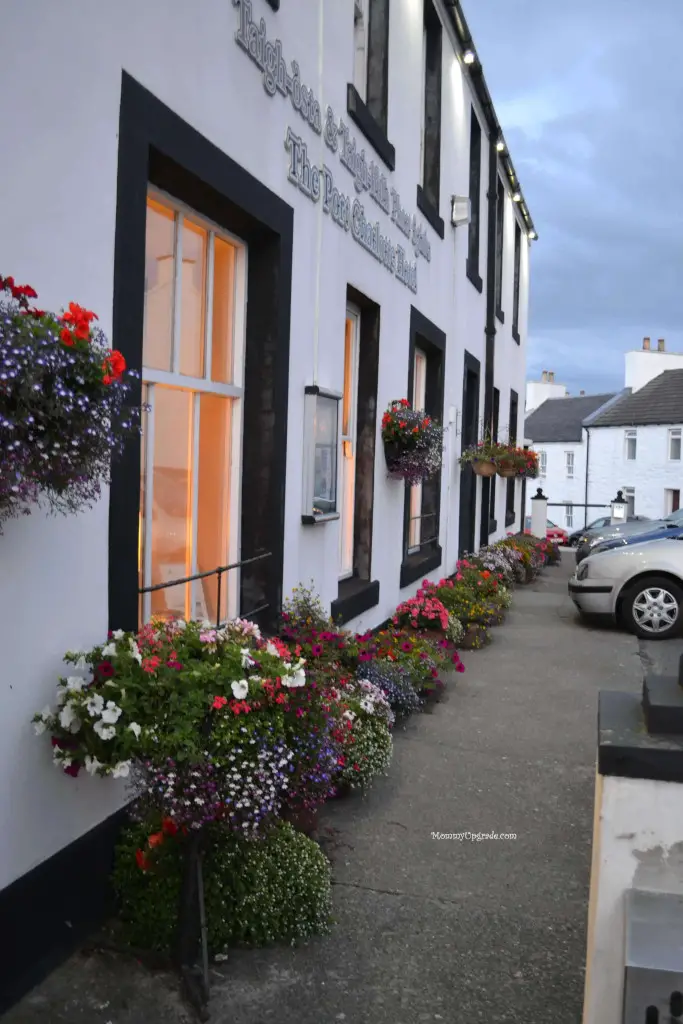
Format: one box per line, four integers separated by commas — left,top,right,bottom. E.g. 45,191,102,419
643,337,651,351
541,370,548,382
548,371,555,383
658,338,665,352
580,390,585,396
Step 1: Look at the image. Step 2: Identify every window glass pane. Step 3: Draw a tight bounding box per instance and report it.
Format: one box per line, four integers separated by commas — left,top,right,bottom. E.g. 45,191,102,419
138,384,149,624
211,236,236,384
314,396,338,514
143,199,175,371
149,387,193,620
671,433,681,460
343,315,357,437
413,350,427,410
180,218,207,378
196,394,232,623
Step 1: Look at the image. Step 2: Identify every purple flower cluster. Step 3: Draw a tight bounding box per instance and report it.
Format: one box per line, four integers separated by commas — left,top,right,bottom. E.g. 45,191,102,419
133,732,296,836
0,298,140,528
357,660,424,715
285,724,338,811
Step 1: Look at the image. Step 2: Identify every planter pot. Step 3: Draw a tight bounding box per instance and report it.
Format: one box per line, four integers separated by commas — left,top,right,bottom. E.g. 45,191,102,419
496,464,519,479
472,459,496,478
383,439,404,473
487,609,506,627
329,781,354,801
459,625,491,650
283,806,319,836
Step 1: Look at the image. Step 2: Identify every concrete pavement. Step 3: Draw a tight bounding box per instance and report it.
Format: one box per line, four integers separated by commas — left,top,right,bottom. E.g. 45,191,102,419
6,558,643,1024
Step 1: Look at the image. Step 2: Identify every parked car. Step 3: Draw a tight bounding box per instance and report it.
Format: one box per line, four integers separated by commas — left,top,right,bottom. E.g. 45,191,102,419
524,517,568,545
590,525,683,557
575,508,683,564
566,514,649,547
568,536,683,639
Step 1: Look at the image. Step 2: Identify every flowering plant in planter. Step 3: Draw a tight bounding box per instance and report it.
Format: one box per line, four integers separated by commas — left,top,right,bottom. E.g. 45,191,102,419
393,581,450,632
493,446,534,479
458,435,509,477
0,275,140,529
381,399,443,483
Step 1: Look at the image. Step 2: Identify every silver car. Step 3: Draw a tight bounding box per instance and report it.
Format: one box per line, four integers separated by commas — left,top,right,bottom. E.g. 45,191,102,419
568,536,683,639
575,508,683,563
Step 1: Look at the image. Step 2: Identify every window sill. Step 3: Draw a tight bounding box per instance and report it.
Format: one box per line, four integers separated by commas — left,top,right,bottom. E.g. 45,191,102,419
346,85,395,171
466,260,483,294
505,509,515,528
331,577,380,625
495,306,505,324
301,512,340,525
512,326,520,345
400,544,443,590
416,185,444,240
488,518,497,536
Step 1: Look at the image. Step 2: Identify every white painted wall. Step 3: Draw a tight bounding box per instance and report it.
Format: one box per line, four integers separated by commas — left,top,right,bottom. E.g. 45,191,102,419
525,436,599,530
625,350,683,392
0,0,529,889
583,774,683,1024
525,378,567,413
588,424,683,520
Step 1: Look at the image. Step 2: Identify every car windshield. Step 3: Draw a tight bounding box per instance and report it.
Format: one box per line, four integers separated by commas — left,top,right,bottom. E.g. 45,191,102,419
665,509,683,525
586,517,608,530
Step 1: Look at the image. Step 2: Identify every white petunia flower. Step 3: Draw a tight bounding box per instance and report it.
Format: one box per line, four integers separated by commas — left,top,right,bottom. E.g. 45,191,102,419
33,719,47,736
65,676,85,692
74,655,88,671
101,642,117,657
100,701,122,725
85,755,103,776
112,629,125,640
343,710,356,722
231,679,249,700
240,647,255,668
93,720,116,741
265,640,279,657
360,698,374,713
86,694,104,717
128,639,142,665
128,722,141,738
59,703,81,732
112,761,131,779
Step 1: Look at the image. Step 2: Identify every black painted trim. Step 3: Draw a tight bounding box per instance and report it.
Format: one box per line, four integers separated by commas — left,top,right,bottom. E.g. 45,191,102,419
465,260,483,293
488,518,497,535
400,544,443,589
512,327,521,345
0,808,128,1016
643,674,683,735
495,307,505,324
346,84,396,171
569,583,612,595
331,578,380,625
265,0,280,8
599,690,683,783
458,349,481,558
416,185,445,239
109,72,293,634
301,513,340,526
305,384,342,399
504,509,515,528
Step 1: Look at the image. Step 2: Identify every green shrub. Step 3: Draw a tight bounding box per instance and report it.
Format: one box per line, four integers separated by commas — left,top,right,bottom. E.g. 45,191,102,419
113,819,332,954
338,715,393,790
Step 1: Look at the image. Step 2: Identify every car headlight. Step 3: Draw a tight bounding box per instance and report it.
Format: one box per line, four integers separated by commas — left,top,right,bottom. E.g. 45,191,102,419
576,561,589,581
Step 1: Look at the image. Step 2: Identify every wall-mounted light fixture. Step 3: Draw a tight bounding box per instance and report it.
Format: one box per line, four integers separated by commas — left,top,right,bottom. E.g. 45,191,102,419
462,49,476,65
528,230,537,240
450,195,471,226
301,386,342,525
495,139,506,153
512,191,522,203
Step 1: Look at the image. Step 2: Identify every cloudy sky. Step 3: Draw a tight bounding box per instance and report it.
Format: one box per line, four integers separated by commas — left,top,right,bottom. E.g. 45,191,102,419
466,0,683,396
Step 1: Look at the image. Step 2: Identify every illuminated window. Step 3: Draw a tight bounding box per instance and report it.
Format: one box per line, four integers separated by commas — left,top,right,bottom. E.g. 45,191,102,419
340,306,360,579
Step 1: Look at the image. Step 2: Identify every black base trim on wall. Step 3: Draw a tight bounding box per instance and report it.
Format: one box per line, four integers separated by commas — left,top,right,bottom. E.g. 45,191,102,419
505,509,515,528
346,84,395,171
512,327,521,345
109,72,293,635
331,578,380,625
495,307,505,324
0,808,127,1016
400,544,443,589
466,260,483,293
416,185,444,239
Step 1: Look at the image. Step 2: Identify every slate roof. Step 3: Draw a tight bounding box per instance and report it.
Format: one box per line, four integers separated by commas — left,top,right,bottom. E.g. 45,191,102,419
589,370,683,427
524,393,616,443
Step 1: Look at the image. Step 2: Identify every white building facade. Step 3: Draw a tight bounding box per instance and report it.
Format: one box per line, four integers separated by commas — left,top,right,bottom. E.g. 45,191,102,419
0,0,533,1006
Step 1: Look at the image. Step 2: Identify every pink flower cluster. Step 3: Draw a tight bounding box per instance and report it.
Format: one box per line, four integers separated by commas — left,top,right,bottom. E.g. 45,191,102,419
393,579,449,631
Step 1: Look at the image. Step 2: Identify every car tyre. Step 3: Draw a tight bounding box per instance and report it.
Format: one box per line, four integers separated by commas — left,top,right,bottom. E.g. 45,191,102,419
621,575,683,640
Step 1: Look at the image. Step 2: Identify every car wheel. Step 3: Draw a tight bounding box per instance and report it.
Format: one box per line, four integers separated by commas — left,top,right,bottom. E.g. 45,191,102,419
621,575,683,640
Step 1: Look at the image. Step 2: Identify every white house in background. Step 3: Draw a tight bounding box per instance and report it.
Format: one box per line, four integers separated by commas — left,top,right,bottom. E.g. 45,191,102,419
0,0,533,1009
524,392,617,530
525,369,567,413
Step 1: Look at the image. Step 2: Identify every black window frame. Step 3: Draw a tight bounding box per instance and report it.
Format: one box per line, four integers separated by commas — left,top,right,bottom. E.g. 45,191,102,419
416,0,444,240
505,389,519,527
494,177,505,322
466,109,483,292
347,0,395,171
400,307,445,589
512,219,521,343
489,386,500,533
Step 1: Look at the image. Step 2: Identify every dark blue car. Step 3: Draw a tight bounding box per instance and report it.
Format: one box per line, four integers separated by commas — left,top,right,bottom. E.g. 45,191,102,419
591,525,683,556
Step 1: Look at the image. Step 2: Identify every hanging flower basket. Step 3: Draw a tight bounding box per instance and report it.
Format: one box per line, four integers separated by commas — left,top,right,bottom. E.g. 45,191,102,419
472,459,497,478
0,274,141,531
381,399,444,484
496,461,518,479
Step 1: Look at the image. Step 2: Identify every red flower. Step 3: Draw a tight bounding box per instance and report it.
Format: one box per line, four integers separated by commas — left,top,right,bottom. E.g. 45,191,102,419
162,817,178,836
212,695,228,710
96,660,115,679
135,849,150,871
102,349,126,385
63,762,81,778
148,831,165,849
60,328,74,346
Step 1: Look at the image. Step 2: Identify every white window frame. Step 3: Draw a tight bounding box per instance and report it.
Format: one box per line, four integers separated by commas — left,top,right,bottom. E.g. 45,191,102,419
625,429,637,461
353,0,368,103
339,304,360,580
565,450,574,479
408,348,428,553
539,450,547,478
564,503,573,529
669,428,682,461
140,188,247,625
623,486,635,517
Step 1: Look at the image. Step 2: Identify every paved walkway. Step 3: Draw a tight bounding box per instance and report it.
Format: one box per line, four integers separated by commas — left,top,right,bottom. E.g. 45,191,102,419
7,558,644,1024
